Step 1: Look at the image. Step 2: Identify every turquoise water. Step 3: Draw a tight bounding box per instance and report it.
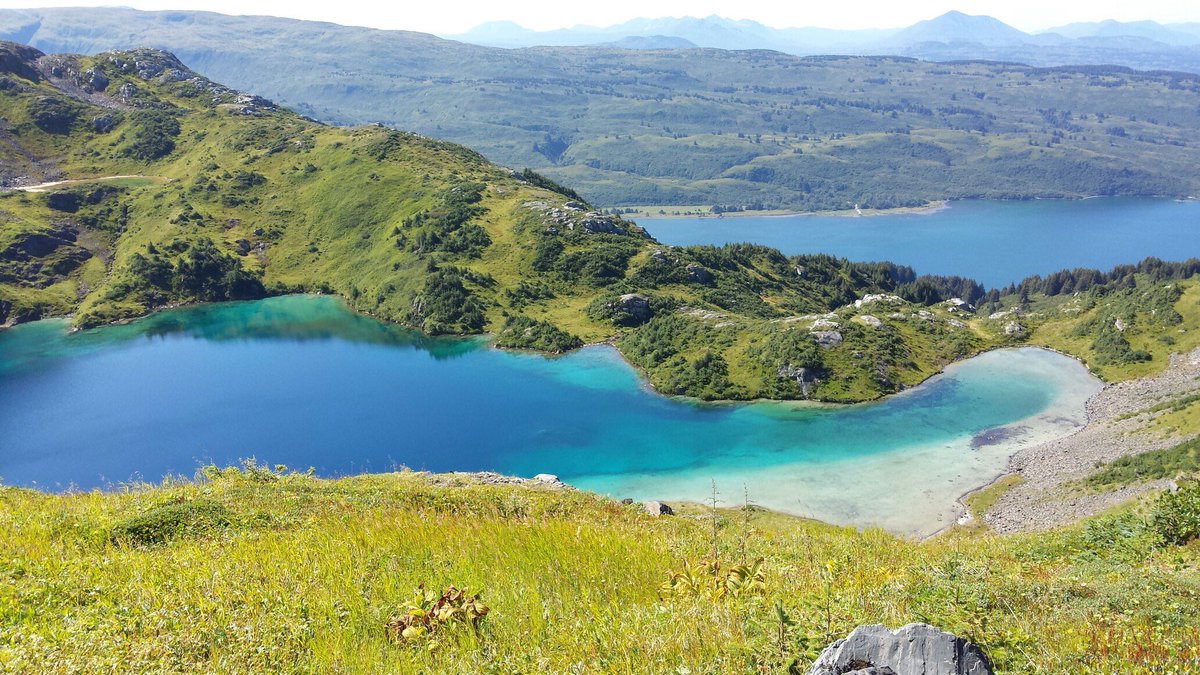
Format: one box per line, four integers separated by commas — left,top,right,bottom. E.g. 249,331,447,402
639,198,1200,288
0,295,1100,534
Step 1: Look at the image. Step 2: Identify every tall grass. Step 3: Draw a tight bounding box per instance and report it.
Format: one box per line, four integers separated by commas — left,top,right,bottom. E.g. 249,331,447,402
0,467,1197,673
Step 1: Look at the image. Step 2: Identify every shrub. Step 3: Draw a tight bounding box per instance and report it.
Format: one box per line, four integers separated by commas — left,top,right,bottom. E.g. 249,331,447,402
120,109,182,160
494,315,582,353
1151,481,1200,546
659,558,767,601
110,498,231,546
386,585,489,647
28,96,79,134
411,269,486,334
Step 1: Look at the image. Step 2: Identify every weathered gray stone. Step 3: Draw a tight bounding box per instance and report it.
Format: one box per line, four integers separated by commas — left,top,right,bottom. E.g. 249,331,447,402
778,364,820,398
91,115,116,133
608,293,652,324
642,501,673,516
1004,320,1025,337
686,263,713,284
813,330,843,349
859,314,883,329
807,624,993,675
84,68,108,91
533,473,559,484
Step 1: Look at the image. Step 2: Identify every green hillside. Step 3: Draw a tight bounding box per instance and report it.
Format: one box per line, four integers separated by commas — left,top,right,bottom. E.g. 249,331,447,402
2,9,1200,211
0,466,1197,672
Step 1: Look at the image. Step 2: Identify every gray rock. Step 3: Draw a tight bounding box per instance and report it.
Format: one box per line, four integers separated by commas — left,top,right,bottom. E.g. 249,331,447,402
807,624,993,675
577,213,625,234
859,314,883,329
533,473,559,484
91,115,116,133
642,501,673,516
117,82,137,101
1004,320,1025,337
778,364,820,398
686,263,713,284
84,68,108,91
608,293,652,324
813,330,843,349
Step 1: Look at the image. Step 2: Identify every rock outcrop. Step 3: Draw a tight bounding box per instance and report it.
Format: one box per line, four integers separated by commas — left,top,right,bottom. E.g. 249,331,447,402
641,501,674,516
807,624,993,675
607,293,652,324
812,330,843,349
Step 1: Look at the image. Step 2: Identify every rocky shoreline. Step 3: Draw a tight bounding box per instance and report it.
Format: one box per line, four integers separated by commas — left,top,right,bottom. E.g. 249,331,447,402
981,348,1200,533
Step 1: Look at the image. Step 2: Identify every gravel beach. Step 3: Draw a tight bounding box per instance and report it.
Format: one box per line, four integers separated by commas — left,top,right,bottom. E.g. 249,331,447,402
982,348,1200,533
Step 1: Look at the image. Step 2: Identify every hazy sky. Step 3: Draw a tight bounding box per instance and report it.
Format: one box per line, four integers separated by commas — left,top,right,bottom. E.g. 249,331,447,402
0,0,1196,34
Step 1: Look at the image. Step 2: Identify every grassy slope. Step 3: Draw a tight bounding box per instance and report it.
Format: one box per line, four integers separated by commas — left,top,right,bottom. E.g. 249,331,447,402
0,468,1197,672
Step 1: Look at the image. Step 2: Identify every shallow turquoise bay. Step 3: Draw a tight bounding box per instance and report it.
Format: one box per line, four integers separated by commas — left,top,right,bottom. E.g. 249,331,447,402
0,295,1100,535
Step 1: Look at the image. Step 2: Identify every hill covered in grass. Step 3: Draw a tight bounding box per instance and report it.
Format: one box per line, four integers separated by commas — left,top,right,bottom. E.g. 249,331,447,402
0,465,1197,672
2,9,1200,211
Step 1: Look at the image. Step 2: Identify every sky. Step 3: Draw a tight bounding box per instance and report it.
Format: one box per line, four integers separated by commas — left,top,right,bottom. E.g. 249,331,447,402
0,0,1196,35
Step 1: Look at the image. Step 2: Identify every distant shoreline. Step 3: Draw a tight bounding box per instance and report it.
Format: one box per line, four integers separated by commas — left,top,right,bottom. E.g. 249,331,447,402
622,194,1200,221
621,200,949,220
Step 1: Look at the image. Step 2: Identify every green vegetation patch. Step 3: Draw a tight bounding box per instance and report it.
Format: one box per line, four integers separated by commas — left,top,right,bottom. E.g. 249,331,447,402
110,498,232,546
1086,436,1200,488
494,315,582,353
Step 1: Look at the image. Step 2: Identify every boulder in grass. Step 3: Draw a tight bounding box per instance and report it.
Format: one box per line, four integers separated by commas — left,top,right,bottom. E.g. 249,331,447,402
807,623,993,675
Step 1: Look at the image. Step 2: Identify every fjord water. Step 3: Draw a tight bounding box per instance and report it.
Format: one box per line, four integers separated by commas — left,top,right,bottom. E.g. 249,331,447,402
0,295,1100,535
640,198,1200,288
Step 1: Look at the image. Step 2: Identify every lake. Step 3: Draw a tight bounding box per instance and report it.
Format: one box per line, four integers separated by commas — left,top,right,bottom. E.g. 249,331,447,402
0,295,1101,536
638,198,1200,288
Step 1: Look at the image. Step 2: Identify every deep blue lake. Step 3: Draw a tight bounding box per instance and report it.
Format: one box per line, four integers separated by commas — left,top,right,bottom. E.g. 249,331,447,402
0,295,1100,535
638,198,1200,288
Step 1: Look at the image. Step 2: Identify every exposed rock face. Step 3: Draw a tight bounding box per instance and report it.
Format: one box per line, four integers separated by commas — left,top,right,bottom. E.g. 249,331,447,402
810,318,840,331
1004,320,1025,337
84,68,109,91
686,263,713,284
642,501,674,516
813,330,843,349
859,314,883,329
778,364,821,398
608,293,652,323
807,624,993,675
0,42,43,82
854,293,903,309
0,224,92,288
92,114,116,133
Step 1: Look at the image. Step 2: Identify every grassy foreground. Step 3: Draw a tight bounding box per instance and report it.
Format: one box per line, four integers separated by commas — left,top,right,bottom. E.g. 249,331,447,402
1,466,1198,673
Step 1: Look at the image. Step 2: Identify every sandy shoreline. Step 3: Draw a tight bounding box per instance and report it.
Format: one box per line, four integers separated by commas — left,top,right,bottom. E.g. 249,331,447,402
624,200,948,220
976,347,1200,533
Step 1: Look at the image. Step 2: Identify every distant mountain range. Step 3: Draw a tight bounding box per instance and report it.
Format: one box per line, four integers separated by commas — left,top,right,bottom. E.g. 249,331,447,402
451,11,1200,72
